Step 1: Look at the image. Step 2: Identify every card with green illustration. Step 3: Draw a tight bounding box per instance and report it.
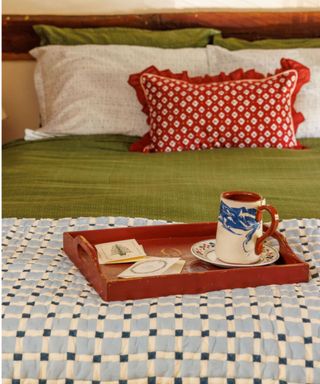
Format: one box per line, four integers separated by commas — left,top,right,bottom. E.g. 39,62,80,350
96,239,146,264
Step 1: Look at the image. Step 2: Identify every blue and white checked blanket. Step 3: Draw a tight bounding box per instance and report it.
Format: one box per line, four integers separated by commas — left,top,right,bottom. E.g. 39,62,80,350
2,217,320,384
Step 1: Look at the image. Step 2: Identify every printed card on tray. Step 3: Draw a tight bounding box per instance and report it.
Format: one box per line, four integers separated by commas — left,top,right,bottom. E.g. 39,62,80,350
96,239,146,264
118,257,185,278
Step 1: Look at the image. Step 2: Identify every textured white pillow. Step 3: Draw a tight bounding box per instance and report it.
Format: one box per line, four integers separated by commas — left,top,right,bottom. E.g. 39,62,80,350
25,45,209,140
207,46,320,138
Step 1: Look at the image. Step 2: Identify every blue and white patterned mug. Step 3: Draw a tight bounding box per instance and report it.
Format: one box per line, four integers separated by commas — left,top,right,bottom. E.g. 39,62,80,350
215,191,279,264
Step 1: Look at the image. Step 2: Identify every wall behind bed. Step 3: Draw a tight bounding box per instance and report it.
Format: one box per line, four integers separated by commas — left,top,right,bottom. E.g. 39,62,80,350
3,0,320,143
4,0,320,14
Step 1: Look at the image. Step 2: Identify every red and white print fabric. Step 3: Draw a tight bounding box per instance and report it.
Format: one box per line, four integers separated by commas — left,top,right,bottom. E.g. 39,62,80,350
129,59,309,152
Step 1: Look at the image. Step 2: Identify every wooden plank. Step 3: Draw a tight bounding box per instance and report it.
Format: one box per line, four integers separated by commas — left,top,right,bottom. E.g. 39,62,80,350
3,12,320,60
160,12,320,39
3,52,33,61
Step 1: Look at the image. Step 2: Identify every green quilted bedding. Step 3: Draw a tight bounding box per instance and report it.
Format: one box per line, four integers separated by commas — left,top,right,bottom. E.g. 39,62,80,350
3,135,320,221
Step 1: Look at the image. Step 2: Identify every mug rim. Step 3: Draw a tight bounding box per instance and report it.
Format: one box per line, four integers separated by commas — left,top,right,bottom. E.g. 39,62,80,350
222,191,262,203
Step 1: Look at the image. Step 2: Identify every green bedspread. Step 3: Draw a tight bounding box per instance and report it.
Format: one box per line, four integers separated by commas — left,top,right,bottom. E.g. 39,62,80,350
3,135,320,221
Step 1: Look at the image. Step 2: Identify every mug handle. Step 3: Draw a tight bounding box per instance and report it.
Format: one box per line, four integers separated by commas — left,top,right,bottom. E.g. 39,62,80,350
255,205,279,255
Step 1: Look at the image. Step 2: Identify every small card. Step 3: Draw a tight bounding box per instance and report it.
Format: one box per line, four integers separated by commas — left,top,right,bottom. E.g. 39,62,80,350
118,257,184,279
96,239,146,264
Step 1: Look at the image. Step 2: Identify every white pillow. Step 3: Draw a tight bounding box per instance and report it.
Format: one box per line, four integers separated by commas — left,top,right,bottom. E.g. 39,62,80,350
25,45,209,140
207,46,320,138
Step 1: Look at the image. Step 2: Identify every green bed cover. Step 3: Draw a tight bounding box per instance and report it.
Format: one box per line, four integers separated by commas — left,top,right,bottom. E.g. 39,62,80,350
3,135,320,221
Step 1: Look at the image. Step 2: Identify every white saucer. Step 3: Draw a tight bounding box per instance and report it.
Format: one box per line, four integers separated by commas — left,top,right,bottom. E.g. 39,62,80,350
191,239,280,268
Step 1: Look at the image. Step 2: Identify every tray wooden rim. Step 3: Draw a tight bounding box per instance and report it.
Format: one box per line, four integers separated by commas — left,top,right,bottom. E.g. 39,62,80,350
63,221,309,301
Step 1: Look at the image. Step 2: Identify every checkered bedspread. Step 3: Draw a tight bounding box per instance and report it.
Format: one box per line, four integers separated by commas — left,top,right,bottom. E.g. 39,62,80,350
2,217,320,383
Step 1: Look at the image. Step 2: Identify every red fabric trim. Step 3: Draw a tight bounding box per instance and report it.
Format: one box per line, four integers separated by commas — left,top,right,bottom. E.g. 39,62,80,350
129,132,151,152
272,58,310,134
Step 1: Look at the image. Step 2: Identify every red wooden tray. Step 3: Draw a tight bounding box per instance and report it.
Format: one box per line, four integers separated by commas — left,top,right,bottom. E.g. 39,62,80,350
63,222,309,302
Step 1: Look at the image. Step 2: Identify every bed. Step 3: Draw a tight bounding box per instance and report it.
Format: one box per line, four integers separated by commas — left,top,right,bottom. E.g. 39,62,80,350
3,135,320,221
3,10,320,383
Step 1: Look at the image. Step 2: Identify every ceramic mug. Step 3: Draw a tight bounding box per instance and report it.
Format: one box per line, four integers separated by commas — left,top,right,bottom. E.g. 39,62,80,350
215,191,279,264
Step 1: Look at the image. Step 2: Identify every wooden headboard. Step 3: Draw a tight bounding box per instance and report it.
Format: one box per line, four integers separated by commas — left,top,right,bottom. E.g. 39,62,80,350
3,11,320,60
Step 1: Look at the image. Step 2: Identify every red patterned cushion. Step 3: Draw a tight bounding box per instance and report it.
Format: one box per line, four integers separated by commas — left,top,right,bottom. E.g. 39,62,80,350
129,59,309,152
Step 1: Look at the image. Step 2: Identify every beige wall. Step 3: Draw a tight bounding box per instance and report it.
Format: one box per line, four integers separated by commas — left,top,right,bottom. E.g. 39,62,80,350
2,61,39,143
3,0,320,14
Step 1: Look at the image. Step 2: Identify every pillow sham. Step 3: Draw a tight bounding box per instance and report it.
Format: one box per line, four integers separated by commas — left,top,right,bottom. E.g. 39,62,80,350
207,46,320,138
33,25,220,48
25,45,209,140
214,34,320,51
129,59,309,152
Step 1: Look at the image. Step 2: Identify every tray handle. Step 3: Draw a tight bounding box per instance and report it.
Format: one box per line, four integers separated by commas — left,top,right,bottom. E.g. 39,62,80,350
76,235,101,272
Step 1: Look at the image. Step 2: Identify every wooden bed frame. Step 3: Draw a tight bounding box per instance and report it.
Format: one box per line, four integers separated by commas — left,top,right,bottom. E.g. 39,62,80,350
3,11,320,60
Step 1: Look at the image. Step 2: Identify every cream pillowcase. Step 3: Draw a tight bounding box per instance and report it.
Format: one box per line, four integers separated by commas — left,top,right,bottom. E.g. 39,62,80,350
25,45,210,140
207,46,320,138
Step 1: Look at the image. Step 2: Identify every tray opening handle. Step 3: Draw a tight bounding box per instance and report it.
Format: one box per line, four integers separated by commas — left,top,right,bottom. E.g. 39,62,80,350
76,235,101,273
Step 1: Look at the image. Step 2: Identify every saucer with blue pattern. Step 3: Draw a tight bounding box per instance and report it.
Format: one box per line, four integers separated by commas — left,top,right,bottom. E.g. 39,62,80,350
191,239,280,268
